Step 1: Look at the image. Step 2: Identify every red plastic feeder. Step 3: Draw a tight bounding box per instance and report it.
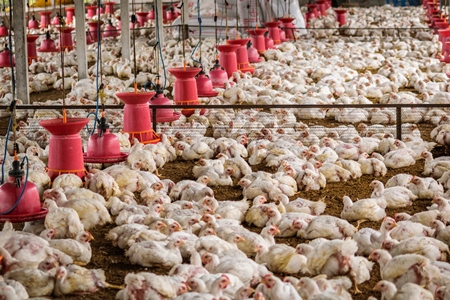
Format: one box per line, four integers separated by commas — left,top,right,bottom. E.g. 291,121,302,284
228,38,255,74
316,0,327,16
150,90,181,122
39,117,90,181
87,21,104,42
441,40,450,62
117,91,161,144
28,14,40,29
0,160,47,223
65,6,75,25
168,67,204,117
39,11,52,29
51,13,61,26
57,26,75,51
334,9,347,26
0,46,15,68
166,7,177,23
27,35,39,65
217,43,240,78
209,60,229,88
265,35,275,50
136,11,149,27
248,28,267,54
103,20,120,38
84,115,128,163
279,17,296,40
86,30,95,45
264,21,282,45
0,23,8,37
86,5,97,18
38,32,58,53
149,8,155,20
196,69,219,97
439,27,450,46
104,2,115,15
248,43,264,63
307,4,319,18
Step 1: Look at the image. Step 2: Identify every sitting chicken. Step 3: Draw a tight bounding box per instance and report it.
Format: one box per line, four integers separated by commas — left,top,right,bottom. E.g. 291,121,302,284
300,215,356,240
42,199,85,239
370,180,417,208
382,236,449,262
368,249,440,288
103,165,147,193
389,220,435,241
374,280,434,300
352,217,398,256
43,188,111,230
255,243,308,275
175,140,214,160
255,274,302,300
126,239,185,269
340,195,387,222
407,176,444,199
169,176,212,201
106,223,167,249
52,174,83,190
84,169,122,200
316,161,353,183
53,264,123,296
285,197,326,215
48,230,94,266
232,225,279,256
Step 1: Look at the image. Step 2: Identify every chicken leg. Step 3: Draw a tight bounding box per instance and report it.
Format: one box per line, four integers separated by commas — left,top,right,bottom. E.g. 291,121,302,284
355,219,368,231
352,276,362,294
105,282,125,289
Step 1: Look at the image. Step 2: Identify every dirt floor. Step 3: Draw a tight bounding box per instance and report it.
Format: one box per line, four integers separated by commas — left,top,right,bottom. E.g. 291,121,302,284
8,89,445,299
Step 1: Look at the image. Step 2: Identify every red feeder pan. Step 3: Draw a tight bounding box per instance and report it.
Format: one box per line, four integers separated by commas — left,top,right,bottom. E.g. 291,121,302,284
248,28,267,54
84,118,128,164
168,67,204,117
264,21,282,45
103,21,120,38
28,14,40,29
0,46,15,68
39,11,52,29
65,6,75,25
38,33,58,52
104,2,115,15
27,35,39,65
209,60,229,88
248,44,264,63
57,26,75,51
117,91,161,144
0,23,8,37
86,5,97,18
334,9,347,26
217,43,240,78
136,11,149,27
87,21,104,42
149,8,155,20
150,91,181,123
196,70,219,97
279,17,296,40
228,38,255,74
265,35,275,50
39,118,90,181
0,162,47,223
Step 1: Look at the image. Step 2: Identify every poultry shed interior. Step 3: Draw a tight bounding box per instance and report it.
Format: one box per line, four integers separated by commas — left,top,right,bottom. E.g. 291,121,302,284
0,0,449,299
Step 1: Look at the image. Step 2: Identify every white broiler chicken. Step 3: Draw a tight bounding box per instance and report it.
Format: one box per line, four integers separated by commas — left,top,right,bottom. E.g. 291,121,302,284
169,176,213,201
52,174,84,190
126,239,185,268
352,216,398,256
370,180,417,208
103,165,147,193
389,220,435,241
175,140,214,160
285,197,326,215
374,280,434,300
407,176,444,199
368,249,440,289
232,225,279,256
106,223,167,249
300,215,356,240
255,243,308,275
48,230,94,266
84,169,122,200
357,152,387,177
340,195,387,222
43,188,111,230
42,199,85,239
255,273,302,300
382,236,449,262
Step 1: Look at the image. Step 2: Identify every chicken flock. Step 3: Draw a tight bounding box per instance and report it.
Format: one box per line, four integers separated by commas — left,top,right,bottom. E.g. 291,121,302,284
0,2,450,300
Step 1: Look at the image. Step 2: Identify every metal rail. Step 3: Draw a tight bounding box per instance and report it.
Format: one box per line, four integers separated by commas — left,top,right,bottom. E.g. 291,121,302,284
5,102,450,140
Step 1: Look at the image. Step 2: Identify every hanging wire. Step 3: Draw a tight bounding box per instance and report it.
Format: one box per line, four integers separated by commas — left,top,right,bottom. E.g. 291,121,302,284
190,0,202,66
288,0,291,16
225,0,229,40
154,0,167,89
235,0,239,38
131,0,138,91
58,0,67,122
214,0,218,56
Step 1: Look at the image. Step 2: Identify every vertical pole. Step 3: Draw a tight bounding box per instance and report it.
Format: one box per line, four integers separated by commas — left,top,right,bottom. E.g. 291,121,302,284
14,0,29,104
396,106,402,140
121,0,131,60
182,0,189,40
75,0,88,79
156,0,164,47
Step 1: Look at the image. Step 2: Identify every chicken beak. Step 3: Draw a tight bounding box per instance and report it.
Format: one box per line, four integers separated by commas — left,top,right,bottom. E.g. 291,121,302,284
273,226,281,235
88,231,95,241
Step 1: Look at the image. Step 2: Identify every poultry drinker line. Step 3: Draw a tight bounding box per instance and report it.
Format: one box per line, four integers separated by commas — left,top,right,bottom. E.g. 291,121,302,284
217,0,240,78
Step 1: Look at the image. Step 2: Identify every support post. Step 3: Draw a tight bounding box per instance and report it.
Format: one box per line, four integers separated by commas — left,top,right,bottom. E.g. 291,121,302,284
396,106,402,140
13,0,29,104
181,0,189,40
156,0,164,46
74,0,88,79
121,0,131,60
